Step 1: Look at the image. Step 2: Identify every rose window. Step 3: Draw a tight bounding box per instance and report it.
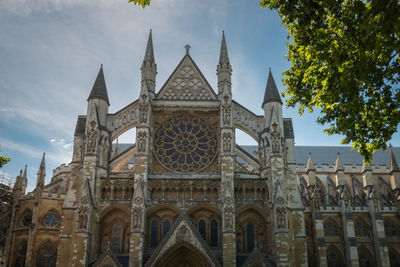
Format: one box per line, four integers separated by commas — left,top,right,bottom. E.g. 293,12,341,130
43,213,59,227
154,116,217,172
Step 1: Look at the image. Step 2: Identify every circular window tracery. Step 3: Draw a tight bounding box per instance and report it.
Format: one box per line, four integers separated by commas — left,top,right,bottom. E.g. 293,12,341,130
21,212,32,227
154,116,217,172
43,213,59,227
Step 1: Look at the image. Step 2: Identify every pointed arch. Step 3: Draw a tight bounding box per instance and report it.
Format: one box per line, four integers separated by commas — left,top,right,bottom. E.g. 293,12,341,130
36,240,58,267
354,217,371,238
324,217,341,237
358,245,374,267
326,244,345,267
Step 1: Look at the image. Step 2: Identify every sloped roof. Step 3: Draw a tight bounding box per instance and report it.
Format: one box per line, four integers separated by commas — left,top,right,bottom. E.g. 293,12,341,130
88,65,110,105
262,70,282,106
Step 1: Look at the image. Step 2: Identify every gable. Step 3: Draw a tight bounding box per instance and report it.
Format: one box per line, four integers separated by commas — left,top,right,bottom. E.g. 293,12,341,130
145,213,221,267
156,55,217,101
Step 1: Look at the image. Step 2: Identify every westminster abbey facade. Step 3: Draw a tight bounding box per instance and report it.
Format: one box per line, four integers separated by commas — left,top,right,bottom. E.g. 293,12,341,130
1,31,400,267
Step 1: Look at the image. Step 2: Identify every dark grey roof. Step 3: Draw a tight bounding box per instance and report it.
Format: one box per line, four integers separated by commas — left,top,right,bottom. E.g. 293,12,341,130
295,146,400,166
218,31,230,66
87,65,110,105
74,117,86,136
262,70,282,106
283,118,294,139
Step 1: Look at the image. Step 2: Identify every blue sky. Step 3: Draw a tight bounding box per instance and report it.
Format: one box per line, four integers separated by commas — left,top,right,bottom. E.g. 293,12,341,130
0,0,399,191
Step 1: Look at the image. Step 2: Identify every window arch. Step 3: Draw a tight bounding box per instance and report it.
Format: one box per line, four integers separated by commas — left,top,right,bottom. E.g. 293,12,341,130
36,242,57,267
110,222,123,253
198,219,206,241
327,245,344,267
324,218,340,237
384,218,399,237
354,218,371,238
389,248,400,267
162,219,171,238
210,219,218,247
21,211,32,228
246,222,255,253
150,219,159,248
358,246,374,267
14,241,27,267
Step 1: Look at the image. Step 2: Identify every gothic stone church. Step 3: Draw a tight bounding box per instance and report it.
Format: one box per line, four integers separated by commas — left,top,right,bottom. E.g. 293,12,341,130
3,31,400,267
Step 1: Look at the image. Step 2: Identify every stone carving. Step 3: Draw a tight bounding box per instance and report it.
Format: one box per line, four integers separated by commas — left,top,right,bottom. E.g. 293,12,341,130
139,95,148,124
78,208,88,229
271,122,280,154
223,196,234,230
137,131,147,153
276,207,286,229
158,62,215,100
87,120,97,153
132,207,143,229
222,95,231,125
176,224,191,242
222,132,232,153
99,134,110,166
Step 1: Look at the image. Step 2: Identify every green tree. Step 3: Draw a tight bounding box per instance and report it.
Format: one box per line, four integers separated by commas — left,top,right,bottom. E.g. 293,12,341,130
128,0,150,8
0,145,11,168
260,0,400,162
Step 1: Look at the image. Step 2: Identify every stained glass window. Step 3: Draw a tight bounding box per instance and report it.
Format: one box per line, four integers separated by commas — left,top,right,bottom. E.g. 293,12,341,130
150,220,158,247
163,219,171,238
327,246,344,267
355,219,370,237
154,116,217,172
246,222,255,253
43,214,58,227
210,220,218,247
21,212,32,227
324,219,339,237
15,242,27,267
198,219,206,241
36,243,57,267
384,220,398,237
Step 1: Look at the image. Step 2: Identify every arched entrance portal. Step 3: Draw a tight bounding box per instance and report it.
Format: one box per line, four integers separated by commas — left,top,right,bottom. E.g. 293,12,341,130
154,243,210,267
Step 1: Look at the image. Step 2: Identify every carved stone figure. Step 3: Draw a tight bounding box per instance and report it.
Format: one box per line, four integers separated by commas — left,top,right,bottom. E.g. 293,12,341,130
132,207,143,229
223,132,232,153
139,95,148,123
276,207,286,229
222,96,231,125
137,131,147,153
271,123,280,154
87,120,97,153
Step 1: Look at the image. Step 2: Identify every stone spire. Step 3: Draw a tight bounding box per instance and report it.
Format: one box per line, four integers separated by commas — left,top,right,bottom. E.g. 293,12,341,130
142,29,155,65
306,153,316,172
218,31,230,67
23,165,27,179
217,31,232,94
36,153,46,189
262,69,282,107
87,65,110,105
334,153,344,173
141,30,157,95
389,145,399,173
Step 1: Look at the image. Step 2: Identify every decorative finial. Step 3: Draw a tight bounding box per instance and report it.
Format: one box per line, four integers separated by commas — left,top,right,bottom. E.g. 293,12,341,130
185,44,190,55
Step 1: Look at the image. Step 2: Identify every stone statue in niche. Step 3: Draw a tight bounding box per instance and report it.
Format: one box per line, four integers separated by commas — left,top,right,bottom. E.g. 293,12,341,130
139,95,148,124
87,120,97,153
132,207,142,229
222,95,231,125
276,206,286,229
78,211,88,229
311,187,322,210
98,134,110,166
137,131,147,153
223,132,232,153
223,205,234,230
271,123,280,154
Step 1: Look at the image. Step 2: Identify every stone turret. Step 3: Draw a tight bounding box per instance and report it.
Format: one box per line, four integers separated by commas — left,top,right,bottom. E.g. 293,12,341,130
141,30,157,98
87,65,109,128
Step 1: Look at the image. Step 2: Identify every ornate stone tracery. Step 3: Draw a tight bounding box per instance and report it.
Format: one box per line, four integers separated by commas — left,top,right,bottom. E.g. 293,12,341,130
154,116,218,172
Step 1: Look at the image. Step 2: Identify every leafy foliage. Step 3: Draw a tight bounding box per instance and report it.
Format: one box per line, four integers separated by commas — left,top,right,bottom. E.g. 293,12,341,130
0,145,11,168
128,0,150,8
260,0,400,162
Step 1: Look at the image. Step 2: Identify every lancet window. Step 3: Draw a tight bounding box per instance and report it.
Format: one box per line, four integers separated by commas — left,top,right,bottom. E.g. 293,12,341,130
36,242,57,267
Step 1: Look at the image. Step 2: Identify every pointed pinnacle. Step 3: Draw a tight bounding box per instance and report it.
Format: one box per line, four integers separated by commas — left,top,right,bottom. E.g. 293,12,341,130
389,146,399,172
334,153,344,173
39,153,45,171
23,165,27,178
19,169,23,177
218,31,230,66
306,153,316,172
88,65,110,105
143,29,155,64
262,69,282,106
